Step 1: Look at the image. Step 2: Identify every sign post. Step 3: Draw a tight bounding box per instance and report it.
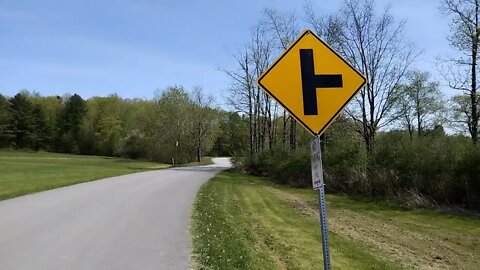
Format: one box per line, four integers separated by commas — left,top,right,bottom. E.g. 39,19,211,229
311,135,330,269
257,29,366,269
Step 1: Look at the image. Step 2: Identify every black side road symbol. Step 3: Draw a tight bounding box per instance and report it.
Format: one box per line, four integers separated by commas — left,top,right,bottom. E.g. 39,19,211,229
300,49,343,115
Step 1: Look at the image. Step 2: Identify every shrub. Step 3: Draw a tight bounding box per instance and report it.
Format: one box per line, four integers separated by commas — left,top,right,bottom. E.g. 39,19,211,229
119,130,148,159
233,145,311,187
234,128,480,209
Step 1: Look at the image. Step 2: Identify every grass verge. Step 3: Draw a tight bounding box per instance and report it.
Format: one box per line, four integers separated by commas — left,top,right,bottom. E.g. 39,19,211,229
0,150,169,200
191,171,480,270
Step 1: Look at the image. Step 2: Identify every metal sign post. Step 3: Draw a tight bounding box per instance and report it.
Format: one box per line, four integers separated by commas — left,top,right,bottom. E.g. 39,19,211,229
311,135,331,270
257,29,367,270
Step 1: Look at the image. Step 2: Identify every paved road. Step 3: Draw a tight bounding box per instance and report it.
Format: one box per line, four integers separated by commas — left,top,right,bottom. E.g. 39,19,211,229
0,158,231,270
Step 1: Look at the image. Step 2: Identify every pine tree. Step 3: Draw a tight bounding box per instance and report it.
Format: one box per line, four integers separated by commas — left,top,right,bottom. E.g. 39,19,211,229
32,104,52,150
0,94,12,147
56,94,87,153
8,93,36,148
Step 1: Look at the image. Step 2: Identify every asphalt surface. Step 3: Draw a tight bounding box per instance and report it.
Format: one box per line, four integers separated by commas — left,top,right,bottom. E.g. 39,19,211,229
0,158,231,270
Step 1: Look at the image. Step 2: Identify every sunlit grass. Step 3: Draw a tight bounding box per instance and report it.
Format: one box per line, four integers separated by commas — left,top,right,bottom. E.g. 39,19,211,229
191,171,480,270
0,150,169,200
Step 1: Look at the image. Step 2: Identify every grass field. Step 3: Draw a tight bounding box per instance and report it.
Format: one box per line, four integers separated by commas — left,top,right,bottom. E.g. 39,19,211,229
191,171,480,270
0,150,169,200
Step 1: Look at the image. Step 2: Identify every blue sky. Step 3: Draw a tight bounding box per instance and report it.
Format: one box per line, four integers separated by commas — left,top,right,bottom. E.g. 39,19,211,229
0,0,453,101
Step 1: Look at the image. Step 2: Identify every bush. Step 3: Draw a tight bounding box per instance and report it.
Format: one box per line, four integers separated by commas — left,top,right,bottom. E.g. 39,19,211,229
119,130,148,159
322,129,367,194
372,132,476,206
454,146,480,208
233,145,311,187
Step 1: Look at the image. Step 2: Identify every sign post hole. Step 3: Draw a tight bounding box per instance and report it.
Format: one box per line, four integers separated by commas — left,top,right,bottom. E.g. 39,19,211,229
311,135,331,270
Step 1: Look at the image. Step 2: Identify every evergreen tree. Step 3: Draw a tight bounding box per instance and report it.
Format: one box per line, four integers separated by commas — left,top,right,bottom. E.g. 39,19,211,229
57,94,87,153
8,93,36,148
0,94,12,147
32,104,52,150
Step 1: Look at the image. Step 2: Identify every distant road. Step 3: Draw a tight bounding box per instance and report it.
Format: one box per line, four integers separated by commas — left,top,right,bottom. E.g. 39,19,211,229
0,158,231,270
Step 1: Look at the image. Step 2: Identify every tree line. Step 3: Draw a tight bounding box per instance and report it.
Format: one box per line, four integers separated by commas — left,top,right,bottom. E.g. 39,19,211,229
0,87,245,164
0,0,478,208
229,0,480,209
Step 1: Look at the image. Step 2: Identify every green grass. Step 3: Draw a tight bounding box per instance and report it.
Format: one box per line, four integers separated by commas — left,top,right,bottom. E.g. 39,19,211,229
0,150,169,200
191,171,480,270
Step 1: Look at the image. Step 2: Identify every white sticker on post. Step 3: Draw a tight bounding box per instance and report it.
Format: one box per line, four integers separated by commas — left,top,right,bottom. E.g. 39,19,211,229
310,136,324,190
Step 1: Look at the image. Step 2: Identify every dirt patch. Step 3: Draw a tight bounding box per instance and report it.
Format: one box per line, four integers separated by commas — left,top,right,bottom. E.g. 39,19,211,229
268,188,478,270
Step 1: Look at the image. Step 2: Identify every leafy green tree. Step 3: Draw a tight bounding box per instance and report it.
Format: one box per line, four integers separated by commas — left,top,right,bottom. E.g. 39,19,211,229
31,95,62,133
95,116,122,156
213,112,249,156
395,71,444,140
150,86,193,163
90,95,124,155
190,87,219,162
77,98,100,154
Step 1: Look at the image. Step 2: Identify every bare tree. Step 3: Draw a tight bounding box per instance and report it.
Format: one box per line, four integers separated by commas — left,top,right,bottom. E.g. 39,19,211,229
224,48,255,155
336,0,418,155
305,2,346,148
224,24,274,155
262,8,300,150
451,94,477,135
440,0,480,144
250,27,276,150
304,1,343,48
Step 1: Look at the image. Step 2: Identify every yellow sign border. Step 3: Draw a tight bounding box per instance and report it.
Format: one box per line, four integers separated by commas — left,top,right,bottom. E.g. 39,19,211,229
257,30,367,136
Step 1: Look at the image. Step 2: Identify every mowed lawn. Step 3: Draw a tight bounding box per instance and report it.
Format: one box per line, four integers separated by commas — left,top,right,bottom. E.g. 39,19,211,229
191,171,480,270
0,150,169,200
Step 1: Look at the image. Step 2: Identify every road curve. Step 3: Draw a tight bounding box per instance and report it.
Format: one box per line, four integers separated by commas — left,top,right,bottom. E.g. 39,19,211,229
0,158,231,270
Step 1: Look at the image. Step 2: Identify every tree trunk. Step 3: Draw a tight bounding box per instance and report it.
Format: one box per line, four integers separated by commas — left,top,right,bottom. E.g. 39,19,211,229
265,95,273,149
248,111,254,156
197,146,201,162
197,125,202,162
472,0,479,144
466,180,472,208
471,57,478,144
282,111,287,145
408,124,413,141
416,90,422,137
417,114,422,137
365,128,375,157
289,118,296,150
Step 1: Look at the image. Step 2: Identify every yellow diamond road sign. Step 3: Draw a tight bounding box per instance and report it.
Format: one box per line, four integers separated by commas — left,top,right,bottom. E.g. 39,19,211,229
257,30,367,136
